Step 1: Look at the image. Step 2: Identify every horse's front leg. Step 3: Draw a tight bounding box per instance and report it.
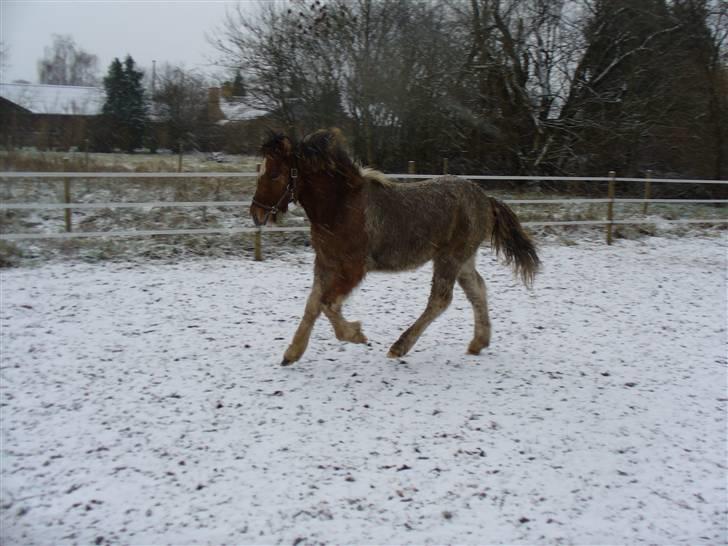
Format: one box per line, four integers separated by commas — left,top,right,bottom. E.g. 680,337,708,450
282,261,366,365
322,297,368,344
282,278,323,366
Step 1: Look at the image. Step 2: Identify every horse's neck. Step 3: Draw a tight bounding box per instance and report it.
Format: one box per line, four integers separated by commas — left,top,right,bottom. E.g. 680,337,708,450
299,174,363,229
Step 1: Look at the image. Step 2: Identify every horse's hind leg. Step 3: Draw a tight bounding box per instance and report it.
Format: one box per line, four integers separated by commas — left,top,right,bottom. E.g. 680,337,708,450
388,258,460,358
457,255,491,355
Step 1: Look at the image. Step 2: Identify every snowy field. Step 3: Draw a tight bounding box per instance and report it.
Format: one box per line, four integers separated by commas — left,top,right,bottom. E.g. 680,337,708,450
1,235,726,545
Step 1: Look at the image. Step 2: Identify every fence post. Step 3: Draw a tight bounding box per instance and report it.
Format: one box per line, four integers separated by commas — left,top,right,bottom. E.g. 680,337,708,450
606,170,616,245
254,228,263,261
63,158,72,233
408,161,416,175
84,138,90,171
177,140,188,201
643,169,652,215
254,163,263,261
443,157,449,175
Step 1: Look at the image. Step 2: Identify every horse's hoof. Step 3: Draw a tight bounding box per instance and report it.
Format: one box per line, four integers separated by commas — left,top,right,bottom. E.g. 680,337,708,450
351,322,368,344
387,344,406,358
468,338,489,355
281,358,293,366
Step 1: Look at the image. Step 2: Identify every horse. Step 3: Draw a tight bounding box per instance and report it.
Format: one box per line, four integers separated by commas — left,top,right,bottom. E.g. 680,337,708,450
250,129,540,366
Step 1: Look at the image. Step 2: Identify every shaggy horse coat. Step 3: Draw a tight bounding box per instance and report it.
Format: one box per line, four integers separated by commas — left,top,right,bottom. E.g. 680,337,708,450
251,129,540,365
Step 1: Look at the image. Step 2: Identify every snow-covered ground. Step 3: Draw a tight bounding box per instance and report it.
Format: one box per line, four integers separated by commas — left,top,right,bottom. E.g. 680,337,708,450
1,235,726,545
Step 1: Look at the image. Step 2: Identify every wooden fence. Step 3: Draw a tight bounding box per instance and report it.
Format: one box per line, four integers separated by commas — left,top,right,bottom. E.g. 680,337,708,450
1,170,726,260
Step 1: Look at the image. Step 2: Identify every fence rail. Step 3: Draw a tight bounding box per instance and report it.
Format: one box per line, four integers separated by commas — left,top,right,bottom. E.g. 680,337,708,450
2,198,727,211
1,219,726,242
1,171,726,251
1,171,727,185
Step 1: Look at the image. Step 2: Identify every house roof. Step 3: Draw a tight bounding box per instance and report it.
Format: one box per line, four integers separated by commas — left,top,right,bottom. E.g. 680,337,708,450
219,98,268,123
0,83,105,116
0,83,270,122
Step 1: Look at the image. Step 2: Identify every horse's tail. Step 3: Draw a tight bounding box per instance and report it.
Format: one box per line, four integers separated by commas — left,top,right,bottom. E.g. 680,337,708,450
488,197,541,287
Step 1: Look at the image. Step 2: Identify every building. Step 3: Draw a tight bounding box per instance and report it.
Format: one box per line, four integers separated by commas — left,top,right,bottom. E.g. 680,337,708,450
0,82,270,153
213,88,271,154
0,83,104,150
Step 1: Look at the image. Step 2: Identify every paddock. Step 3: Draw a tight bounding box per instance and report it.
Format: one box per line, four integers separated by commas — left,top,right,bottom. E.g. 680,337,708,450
1,235,726,545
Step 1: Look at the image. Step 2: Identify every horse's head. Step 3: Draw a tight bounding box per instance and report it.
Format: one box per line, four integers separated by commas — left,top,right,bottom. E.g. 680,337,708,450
250,132,297,226
251,128,361,226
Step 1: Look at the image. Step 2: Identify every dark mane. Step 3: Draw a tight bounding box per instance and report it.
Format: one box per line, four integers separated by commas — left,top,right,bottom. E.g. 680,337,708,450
259,131,291,157
299,129,360,177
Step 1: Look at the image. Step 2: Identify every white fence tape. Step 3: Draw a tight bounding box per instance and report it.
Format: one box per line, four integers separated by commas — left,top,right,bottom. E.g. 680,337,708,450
1,171,725,241
0,171,256,179
2,171,728,184
2,219,726,241
1,198,726,212
0,201,253,210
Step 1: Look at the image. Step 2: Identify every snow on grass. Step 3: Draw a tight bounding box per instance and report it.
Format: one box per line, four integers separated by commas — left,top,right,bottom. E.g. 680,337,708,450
1,236,726,545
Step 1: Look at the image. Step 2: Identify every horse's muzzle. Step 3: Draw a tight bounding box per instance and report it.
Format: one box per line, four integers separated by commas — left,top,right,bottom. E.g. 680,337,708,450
250,205,271,227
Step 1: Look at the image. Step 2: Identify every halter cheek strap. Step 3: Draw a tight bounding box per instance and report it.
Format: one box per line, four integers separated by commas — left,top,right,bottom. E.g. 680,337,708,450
252,167,299,225
289,167,299,204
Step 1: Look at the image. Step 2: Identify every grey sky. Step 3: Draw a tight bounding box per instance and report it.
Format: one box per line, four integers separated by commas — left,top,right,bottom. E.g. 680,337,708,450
0,0,256,84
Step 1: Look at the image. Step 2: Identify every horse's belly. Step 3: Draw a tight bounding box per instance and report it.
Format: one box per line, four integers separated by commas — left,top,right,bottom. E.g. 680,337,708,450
366,233,440,272
367,252,432,272
364,187,464,272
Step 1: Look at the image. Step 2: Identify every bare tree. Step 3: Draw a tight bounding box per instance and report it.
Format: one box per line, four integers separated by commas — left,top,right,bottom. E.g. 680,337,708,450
38,35,99,86
703,0,728,178
152,64,210,148
210,0,726,179
212,0,462,168
0,41,8,79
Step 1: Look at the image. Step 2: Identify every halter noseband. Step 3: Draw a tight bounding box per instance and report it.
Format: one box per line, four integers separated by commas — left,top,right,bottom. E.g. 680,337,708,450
252,165,299,225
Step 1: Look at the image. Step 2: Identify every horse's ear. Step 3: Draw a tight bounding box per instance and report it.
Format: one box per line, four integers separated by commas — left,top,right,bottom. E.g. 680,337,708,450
260,131,293,158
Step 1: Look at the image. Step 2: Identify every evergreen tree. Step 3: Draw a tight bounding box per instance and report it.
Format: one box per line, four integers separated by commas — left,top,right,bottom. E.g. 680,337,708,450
222,70,246,100
231,70,246,97
560,0,682,175
99,55,149,152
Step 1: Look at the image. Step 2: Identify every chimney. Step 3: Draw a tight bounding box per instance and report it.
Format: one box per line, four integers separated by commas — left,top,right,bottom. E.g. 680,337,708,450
207,87,224,122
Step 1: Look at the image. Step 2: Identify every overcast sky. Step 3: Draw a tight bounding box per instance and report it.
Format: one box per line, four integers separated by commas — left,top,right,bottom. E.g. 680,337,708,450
0,0,256,84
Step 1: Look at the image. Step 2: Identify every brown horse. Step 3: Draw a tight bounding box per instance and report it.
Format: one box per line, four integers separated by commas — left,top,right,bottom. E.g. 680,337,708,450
250,129,540,365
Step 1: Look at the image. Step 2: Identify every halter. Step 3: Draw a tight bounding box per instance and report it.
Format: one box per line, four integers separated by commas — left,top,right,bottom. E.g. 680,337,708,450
252,164,299,225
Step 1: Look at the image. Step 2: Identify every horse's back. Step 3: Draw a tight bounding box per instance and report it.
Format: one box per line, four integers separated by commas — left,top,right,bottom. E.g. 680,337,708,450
363,175,492,272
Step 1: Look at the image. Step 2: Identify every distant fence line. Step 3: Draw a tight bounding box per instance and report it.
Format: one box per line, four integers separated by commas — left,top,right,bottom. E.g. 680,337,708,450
1,198,726,212
1,171,726,253
1,170,728,184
